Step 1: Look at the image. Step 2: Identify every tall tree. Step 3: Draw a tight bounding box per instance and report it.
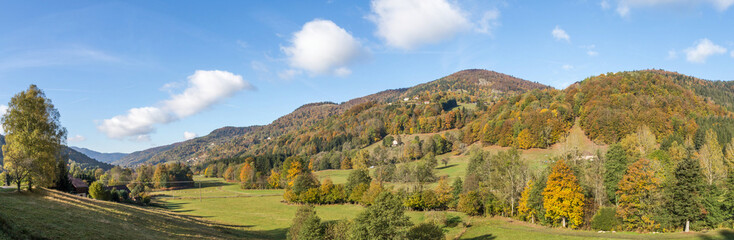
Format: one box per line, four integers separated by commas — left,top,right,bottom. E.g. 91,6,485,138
518,180,536,223
698,129,725,185
153,164,169,189
543,160,585,228
668,154,705,232
604,143,628,204
1,85,67,191
616,158,661,232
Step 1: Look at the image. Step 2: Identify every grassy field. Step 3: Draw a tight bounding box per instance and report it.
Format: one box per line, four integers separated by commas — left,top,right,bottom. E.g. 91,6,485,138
0,188,253,239
459,217,734,240
154,177,468,239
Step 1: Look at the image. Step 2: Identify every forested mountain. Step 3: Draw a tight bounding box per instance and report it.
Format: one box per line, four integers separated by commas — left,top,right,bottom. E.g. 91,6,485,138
70,147,127,163
112,69,733,167
1,135,113,170
112,69,546,166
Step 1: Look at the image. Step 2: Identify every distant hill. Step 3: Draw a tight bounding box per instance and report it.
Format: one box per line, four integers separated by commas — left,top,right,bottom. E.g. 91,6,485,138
111,69,734,167
70,146,127,163
112,69,548,166
0,134,113,170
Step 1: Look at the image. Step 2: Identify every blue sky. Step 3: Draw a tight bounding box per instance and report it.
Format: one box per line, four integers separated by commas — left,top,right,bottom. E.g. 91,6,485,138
1,0,732,153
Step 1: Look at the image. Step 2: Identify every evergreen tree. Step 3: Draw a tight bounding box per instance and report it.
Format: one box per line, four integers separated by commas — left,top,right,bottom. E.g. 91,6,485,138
604,143,627,204
287,205,324,240
723,171,734,222
52,157,72,192
668,154,705,232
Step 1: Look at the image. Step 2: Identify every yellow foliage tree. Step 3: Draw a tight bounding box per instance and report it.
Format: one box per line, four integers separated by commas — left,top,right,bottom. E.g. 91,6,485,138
286,161,303,187
516,129,534,149
518,180,536,223
616,158,661,231
352,150,370,170
543,160,585,228
268,169,281,189
239,163,254,183
434,177,453,208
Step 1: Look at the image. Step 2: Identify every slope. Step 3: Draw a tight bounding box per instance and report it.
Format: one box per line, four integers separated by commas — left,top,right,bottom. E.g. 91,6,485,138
0,135,113,170
70,146,127,164
0,188,256,239
114,69,546,166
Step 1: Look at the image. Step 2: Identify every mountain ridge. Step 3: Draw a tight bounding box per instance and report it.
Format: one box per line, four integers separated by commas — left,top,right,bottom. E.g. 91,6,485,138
112,69,734,167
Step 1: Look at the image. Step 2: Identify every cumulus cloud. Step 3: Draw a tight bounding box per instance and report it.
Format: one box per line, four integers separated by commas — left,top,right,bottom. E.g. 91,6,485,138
67,134,86,143
581,45,598,56
552,26,570,42
476,9,501,35
282,19,365,76
368,0,471,50
610,0,734,17
183,131,198,140
0,105,7,134
98,70,251,140
684,38,727,63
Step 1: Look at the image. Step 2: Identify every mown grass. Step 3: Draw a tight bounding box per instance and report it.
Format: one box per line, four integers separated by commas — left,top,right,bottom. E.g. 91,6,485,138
0,188,257,239
459,217,734,240
155,177,468,239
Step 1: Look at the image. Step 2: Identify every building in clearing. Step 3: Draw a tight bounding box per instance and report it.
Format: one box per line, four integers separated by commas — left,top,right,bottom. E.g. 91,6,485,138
69,175,89,197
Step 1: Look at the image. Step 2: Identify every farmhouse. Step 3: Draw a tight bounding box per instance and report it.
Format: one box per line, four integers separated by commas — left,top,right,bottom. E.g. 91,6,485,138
69,176,88,197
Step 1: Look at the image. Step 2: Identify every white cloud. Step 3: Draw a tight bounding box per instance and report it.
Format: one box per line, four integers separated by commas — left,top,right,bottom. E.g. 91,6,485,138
368,0,471,50
581,45,598,56
611,0,734,17
67,134,86,143
0,105,7,134
668,49,678,59
98,70,251,140
601,0,611,9
282,19,365,76
731,50,734,58
183,131,198,140
552,26,570,42
684,38,727,63
476,9,501,35
562,64,574,70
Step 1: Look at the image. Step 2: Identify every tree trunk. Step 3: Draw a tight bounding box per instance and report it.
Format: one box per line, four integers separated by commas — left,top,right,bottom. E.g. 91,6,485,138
27,177,33,192
685,220,690,232
16,180,21,192
562,217,566,228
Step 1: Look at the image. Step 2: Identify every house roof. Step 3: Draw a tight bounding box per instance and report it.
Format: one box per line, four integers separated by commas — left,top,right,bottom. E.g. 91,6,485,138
69,175,88,188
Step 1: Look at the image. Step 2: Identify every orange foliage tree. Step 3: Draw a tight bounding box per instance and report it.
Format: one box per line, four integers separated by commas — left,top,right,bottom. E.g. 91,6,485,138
543,160,585,228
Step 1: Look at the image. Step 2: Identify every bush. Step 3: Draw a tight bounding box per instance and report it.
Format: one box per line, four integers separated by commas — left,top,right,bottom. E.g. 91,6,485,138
591,207,619,231
425,211,447,227
287,205,323,240
406,223,445,240
323,220,351,240
89,181,110,201
457,191,483,216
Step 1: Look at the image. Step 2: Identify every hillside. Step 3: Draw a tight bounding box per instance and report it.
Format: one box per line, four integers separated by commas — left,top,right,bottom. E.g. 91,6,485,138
70,147,127,164
0,188,256,239
112,69,734,167
0,135,112,170
113,69,545,166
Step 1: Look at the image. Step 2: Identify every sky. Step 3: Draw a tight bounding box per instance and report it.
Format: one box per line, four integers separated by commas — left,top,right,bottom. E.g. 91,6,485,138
0,0,733,154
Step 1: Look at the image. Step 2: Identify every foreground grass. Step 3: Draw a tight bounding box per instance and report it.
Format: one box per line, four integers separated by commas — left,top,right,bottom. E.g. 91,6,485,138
0,188,256,239
460,217,734,240
155,177,468,239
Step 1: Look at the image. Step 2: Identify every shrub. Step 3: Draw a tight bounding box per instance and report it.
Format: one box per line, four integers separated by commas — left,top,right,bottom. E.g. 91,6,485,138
591,207,619,231
287,205,323,240
323,220,351,240
89,181,110,201
457,191,483,216
406,223,445,240
425,211,447,227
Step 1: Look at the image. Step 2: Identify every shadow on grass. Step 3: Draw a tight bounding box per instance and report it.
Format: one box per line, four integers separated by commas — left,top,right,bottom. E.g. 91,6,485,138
436,164,458,170
463,234,496,240
697,229,734,240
